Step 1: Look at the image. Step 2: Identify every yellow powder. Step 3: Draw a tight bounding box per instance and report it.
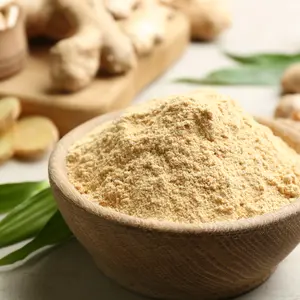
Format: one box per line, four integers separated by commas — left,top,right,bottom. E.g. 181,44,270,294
67,92,300,224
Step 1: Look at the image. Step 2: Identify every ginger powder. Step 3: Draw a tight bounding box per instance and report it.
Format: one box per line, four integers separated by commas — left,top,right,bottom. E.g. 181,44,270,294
67,92,300,224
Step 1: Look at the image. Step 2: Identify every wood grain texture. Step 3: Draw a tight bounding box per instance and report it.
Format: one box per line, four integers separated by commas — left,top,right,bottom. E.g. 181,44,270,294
0,13,189,135
49,111,300,300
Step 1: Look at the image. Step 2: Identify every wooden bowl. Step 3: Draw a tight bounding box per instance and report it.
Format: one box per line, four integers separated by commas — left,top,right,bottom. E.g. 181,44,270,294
0,5,27,80
49,111,300,300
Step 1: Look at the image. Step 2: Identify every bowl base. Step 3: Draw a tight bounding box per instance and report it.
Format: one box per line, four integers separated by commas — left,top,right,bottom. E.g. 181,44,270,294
96,262,276,300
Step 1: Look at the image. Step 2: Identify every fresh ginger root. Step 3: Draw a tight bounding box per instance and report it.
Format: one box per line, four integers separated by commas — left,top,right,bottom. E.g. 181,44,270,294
94,0,137,74
13,116,59,159
16,0,137,92
19,0,175,92
256,117,300,154
0,97,21,133
281,63,300,94
162,0,231,40
275,94,300,120
15,0,230,92
14,0,230,92
121,0,174,56
48,0,103,92
105,0,140,19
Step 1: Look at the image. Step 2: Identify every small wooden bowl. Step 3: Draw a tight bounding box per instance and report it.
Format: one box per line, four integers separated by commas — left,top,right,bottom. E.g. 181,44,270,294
49,111,300,300
0,5,27,80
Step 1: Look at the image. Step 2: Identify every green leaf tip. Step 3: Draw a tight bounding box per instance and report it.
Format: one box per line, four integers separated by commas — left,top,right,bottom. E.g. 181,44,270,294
0,180,49,214
174,50,300,87
0,187,57,248
224,51,300,66
0,210,73,266
175,65,286,86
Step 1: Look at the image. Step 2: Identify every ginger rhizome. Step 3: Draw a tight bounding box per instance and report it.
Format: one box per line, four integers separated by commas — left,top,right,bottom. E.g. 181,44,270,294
121,0,174,56
281,63,300,94
15,0,174,92
18,0,137,92
275,94,300,121
13,0,230,93
161,0,231,40
256,117,300,154
105,0,140,19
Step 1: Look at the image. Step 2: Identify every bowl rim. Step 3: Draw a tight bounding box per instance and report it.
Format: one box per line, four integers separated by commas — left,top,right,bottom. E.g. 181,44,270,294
49,110,300,235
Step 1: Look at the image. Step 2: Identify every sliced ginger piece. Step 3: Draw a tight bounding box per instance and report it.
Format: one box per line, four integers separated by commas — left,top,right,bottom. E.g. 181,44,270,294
0,129,14,164
0,97,21,133
13,116,59,160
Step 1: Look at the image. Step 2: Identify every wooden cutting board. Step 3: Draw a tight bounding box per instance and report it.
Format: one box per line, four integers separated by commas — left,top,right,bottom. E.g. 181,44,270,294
0,13,189,135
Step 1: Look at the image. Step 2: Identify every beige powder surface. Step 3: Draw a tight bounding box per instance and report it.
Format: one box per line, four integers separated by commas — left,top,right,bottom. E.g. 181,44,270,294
67,92,300,224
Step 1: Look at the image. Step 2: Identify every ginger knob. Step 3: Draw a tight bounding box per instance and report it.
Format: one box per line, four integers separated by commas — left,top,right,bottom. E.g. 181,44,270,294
275,94,300,120
164,0,231,40
121,1,173,56
281,63,300,94
256,117,300,154
105,0,140,19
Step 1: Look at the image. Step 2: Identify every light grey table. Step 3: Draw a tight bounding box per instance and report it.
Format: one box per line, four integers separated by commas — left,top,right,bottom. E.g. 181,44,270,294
1,0,300,299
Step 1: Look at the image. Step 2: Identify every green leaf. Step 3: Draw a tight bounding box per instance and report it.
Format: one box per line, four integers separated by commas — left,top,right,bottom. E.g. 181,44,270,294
175,65,285,86
0,210,73,266
0,181,49,214
0,187,57,248
225,52,300,66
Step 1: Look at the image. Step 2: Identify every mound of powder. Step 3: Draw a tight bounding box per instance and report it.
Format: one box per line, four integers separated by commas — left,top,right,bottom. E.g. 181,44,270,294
67,91,300,224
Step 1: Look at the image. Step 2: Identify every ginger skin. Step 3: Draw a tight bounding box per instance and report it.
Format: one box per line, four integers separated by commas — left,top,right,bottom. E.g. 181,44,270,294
275,94,300,120
121,0,173,56
17,0,137,92
256,117,300,154
16,0,173,92
281,63,300,94
105,0,140,19
161,0,231,40
13,0,230,92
